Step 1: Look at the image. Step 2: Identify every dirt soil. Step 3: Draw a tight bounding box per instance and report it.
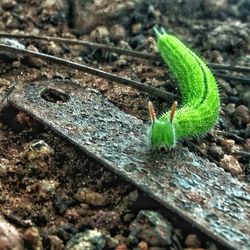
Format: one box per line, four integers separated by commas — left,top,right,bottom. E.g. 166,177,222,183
0,0,249,250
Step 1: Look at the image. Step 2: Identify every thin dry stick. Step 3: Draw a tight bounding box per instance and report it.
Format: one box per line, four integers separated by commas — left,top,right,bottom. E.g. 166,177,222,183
217,130,245,143
0,33,158,60
232,151,250,159
210,63,250,74
1,33,250,74
216,73,250,85
0,44,175,100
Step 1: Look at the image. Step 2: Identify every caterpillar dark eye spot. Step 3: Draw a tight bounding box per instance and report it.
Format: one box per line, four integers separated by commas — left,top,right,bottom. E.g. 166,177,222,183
158,145,168,153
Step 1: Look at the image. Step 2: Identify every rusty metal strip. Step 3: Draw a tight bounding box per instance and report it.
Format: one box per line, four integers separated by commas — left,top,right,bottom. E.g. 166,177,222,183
7,80,250,250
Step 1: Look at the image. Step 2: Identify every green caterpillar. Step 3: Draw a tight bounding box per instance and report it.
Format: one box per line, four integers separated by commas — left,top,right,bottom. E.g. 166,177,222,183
149,28,220,151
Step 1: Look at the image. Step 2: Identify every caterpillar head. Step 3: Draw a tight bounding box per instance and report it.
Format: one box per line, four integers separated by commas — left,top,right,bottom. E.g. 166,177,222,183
148,101,177,151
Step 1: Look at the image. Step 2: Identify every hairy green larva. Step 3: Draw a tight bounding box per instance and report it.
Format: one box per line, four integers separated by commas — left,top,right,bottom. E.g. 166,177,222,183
149,28,220,150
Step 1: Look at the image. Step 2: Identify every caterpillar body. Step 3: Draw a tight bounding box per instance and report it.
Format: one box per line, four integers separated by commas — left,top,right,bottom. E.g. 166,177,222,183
149,28,220,150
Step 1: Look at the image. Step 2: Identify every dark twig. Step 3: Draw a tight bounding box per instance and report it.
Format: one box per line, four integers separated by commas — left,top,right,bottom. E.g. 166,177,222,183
1,33,250,75
211,63,250,74
0,44,175,100
216,73,250,85
0,33,158,60
232,151,250,160
217,131,245,143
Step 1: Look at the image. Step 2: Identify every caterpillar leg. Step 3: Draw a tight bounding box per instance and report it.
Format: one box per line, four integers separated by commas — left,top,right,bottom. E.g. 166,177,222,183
157,144,176,154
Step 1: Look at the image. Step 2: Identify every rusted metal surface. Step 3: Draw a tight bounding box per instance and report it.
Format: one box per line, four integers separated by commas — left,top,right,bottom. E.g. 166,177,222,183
6,80,250,250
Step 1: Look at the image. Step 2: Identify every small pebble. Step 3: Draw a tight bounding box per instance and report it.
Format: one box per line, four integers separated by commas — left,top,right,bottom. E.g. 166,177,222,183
128,210,172,247
131,23,142,34
145,36,157,53
24,140,54,161
90,26,110,41
16,111,33,126
65,229,106,250
74,187,106,206
220,139,235,154
115,243,127,250
219,79,235,95
0,78,11,87
202,0,227,14
65,208,80,222
1,0,16,10
41,0,67,12
184,234,201,248
129,34,145,50
24,45,43,68
123,213,134,222
208,144,224,161
12,60,21,68
235,84,244,92
219,154,243,176
21,140,54,162
138,241,149,250
45,26,58,37
62,32,76,39
91,210,120,230
110,24,126,42
119,190,138,211
148,5,161,19
118,40,132,50
0,158,9,176
239,86,250,109
49,235,64,250
245,138,250,151
43,41,62,56
126,190,138,203
199,143,207,150
20,140,54,172
115,56,128,68
38,180,59,199
0,216,23,250
53,197,71,215
234,105,250,126
105,235,119,249
23,227,42,250
209,50,223,63
224,103,235,114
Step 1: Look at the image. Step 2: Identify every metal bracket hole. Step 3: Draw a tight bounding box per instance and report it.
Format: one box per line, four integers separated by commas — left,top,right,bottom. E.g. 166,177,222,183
41,88,69,103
